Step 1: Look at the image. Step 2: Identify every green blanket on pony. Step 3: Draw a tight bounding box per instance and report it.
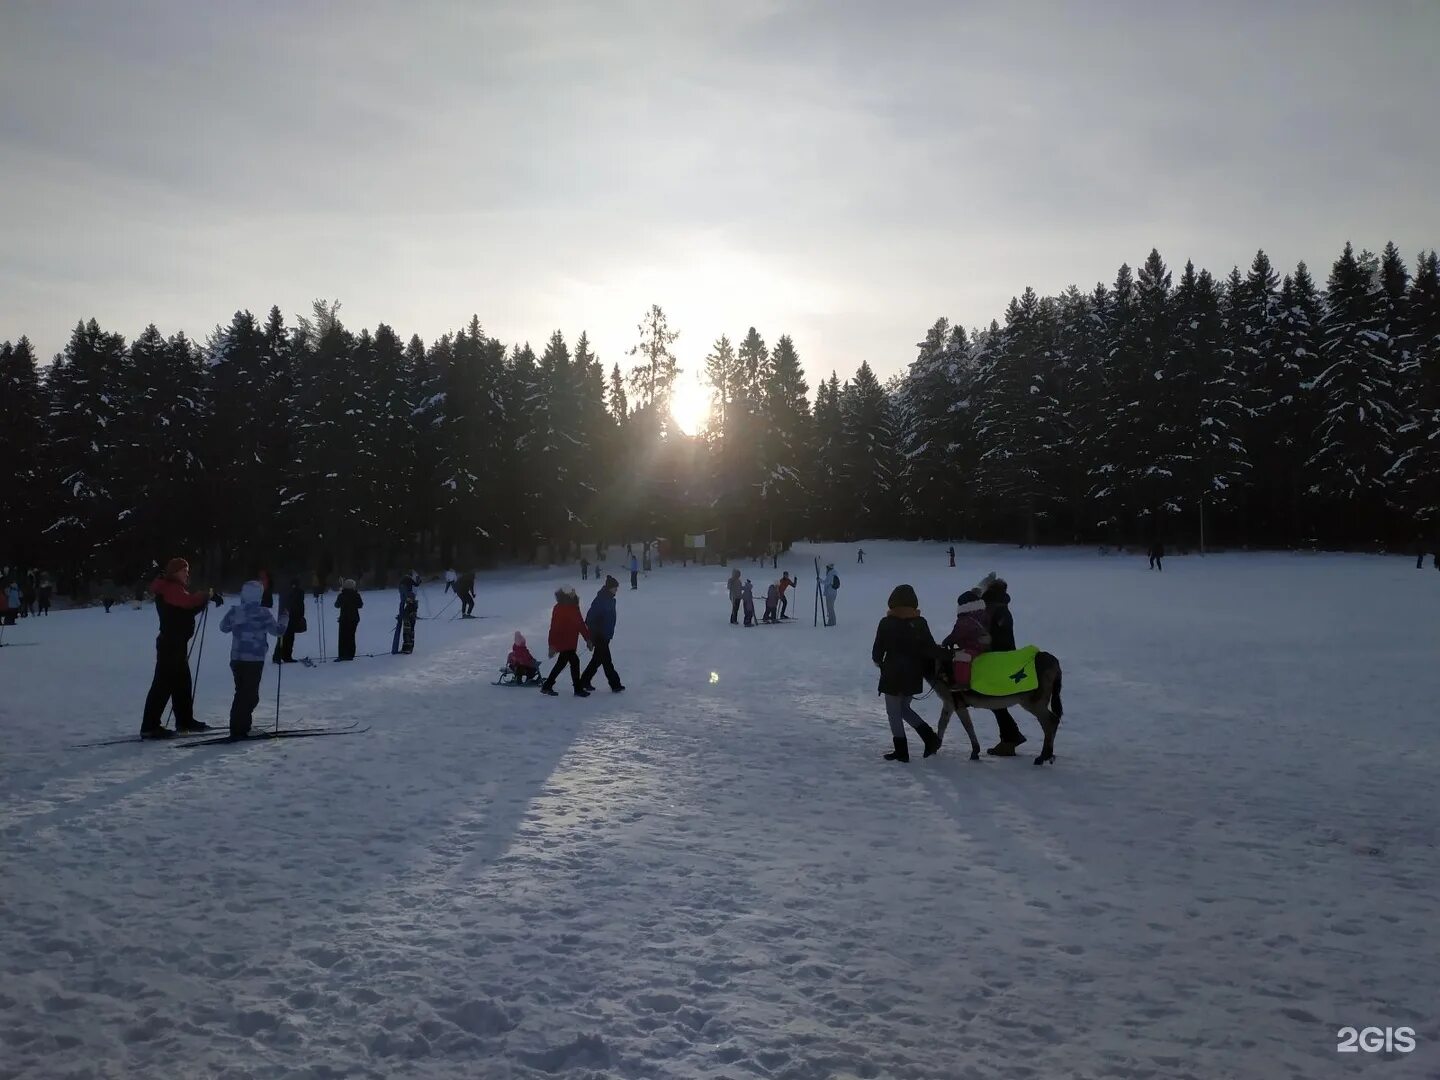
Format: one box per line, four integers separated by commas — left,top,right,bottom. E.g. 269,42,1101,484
968,646,1041,696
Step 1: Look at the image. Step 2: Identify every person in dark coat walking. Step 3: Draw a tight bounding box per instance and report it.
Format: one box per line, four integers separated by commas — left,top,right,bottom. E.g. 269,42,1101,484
727,568,743,624
629,552,640,590
273,578,307,663
36,571,53,615
871,584,943,762
334,579,364,660
579,576,625,692
948,545,955,568
980,576,1028,755
1148,540,1165,571
541,586,592,696
140,557,221,738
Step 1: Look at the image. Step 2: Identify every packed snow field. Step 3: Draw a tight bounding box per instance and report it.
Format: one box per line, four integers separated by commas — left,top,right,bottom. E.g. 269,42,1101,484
2,542,1437,1080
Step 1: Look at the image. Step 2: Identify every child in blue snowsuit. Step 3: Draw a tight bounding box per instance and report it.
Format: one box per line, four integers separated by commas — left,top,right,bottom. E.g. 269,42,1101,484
220,580,289,738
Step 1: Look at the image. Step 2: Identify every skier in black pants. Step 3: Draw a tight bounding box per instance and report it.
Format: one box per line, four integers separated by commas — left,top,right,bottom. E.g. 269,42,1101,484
1148,540,1165,570
140,557,221,738
334,579,363,660
273,578,307,662
981,576,1028,756
579,576,625,692
457,570,476,618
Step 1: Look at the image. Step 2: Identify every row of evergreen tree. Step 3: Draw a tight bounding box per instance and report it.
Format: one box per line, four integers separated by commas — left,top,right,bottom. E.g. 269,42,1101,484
2,239,1436,584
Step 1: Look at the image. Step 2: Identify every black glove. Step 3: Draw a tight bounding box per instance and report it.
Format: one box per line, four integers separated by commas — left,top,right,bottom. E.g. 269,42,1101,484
211,591,225,607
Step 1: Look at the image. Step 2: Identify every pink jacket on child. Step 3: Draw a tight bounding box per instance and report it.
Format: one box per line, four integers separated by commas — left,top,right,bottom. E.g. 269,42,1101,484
508,632,538,669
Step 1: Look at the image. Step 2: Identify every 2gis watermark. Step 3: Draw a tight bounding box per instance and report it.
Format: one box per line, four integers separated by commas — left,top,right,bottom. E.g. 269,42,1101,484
1336,1027,1417,1054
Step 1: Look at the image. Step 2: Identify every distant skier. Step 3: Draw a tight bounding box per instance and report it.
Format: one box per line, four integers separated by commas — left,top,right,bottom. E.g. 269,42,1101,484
871,583,942,762
742,578,757,626
763,580,780,623
579,575,625,693
1148,540,1165,571
580,556,590,581
273,578,307,663
727,568,743,624
140,557,220,739
334,579,363,660
20,570,36,617
857,548,865,564
457,570,477,618
100,578,117,613
399,571,420,653
219,579,288,738
541,586,592,697
37,571,53,615
1,580,16,625
822,563,839,627
948,546,956,568
778,571,795,619
629,552,640,590
443,567,457,594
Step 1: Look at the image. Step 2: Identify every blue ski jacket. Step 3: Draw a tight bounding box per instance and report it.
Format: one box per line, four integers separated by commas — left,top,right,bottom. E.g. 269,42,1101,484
585,586,617,641
220,580,288,661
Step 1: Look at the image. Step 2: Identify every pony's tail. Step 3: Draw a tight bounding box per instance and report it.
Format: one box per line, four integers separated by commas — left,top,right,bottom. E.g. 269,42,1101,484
1050,667,1064,721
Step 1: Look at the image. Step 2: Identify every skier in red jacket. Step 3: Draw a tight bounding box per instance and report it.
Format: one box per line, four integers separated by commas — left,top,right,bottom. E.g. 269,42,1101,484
140,557,221,738
541,586,593,697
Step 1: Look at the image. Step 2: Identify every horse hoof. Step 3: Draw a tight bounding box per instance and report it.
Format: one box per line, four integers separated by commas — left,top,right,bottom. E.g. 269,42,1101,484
1034,753,1055,766
969,749,981,761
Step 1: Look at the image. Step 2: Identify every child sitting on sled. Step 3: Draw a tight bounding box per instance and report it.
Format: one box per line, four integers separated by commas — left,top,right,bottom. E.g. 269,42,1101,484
941,578,993,689
505,631,541,684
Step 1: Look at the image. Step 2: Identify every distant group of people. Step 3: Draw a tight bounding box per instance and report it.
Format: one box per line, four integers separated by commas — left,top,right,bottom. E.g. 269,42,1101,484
0,567,53,624
871,571,1024,762
726,568,800,626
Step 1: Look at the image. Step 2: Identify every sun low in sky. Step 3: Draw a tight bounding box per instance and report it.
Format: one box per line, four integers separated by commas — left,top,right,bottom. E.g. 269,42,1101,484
669,376,711,438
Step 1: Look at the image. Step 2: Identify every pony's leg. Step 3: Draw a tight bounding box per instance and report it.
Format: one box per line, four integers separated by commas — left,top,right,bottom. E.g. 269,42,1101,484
1026,702,1058,765
932,679,953,741
956,705,981,760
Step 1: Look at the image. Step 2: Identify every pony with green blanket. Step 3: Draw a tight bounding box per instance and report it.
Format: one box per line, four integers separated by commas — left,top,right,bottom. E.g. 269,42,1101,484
926,645,1065,765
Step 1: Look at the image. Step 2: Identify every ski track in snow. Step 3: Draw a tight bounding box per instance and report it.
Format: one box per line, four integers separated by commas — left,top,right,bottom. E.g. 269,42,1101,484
1,543,1437,1079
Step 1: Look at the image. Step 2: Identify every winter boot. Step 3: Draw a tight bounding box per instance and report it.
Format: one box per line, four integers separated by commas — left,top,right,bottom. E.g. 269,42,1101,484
986,741,1018,757
909,719,941,757
883,737,910,762
176,720,212,733
140,727,174,740
574,688,591,698
540,686,559,697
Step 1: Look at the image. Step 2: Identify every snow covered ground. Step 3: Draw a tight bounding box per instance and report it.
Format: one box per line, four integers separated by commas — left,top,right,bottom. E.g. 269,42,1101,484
2,541,1437,1080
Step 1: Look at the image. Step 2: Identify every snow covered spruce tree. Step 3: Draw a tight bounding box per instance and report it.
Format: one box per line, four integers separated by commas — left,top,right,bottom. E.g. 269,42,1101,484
1390,249,1440,534
894,319,971,538
437,318,506,562
970,288,1065,545
0,337,48,566
1180,263,1248,539
43,320,131,576
835,361,896,538
114,326,206,570
760,333,814,549
1307,242,1405,542
204,309,277,569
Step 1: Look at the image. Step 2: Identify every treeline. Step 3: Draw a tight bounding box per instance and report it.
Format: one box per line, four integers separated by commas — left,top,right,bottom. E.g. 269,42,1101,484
1,239,1436,587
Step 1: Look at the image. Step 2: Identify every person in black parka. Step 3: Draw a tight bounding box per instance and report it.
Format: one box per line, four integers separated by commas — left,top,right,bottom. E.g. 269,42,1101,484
273,578,307,663
982,577,1028,754
870,584,943,763
334,578,364,660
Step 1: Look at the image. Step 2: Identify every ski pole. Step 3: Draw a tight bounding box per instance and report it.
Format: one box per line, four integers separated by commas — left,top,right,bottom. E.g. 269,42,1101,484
191,603,209,712
275,655,283,735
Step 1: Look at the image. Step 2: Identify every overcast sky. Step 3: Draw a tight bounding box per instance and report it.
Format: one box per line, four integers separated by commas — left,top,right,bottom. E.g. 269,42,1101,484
3,0,1438,391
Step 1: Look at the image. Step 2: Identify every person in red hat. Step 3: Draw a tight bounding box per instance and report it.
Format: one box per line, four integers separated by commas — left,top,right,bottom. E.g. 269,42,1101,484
140,557,220,739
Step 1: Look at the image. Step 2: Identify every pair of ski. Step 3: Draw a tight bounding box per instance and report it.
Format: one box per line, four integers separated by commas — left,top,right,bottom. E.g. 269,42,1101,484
179,720,369,746
71,721,367,749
